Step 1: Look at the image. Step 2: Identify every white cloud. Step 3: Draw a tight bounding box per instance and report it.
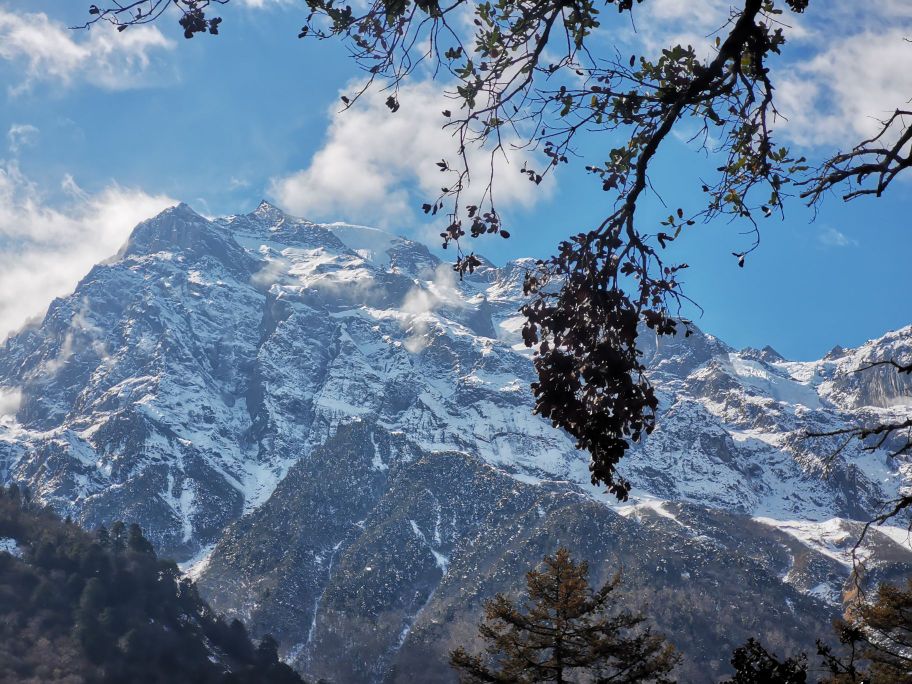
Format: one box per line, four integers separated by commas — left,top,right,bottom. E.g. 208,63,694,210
632,0,734,57
617,2,912,150
0,9,174,93
400,264,466,352
39,298,112,377
7,124,38,154
0,387,20,417
237,0,294,7
0,161,175,339
269,78,554,226
776,29,912,147
629,0,813,58
817,226,857,248
250,256,291,289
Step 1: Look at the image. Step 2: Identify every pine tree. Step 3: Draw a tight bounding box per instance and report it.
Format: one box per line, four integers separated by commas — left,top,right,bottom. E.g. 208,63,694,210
820,577,912,683
75,577,107,663
256,634,280,667
858,578,912,683
0,497,307,683
724,639,807,683
127,522,154,554
450,547,678,683
110,521,126,552
96,524,110,548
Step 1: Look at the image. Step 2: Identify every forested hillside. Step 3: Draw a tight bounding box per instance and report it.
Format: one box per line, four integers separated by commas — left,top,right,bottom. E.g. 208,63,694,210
0,485,303,684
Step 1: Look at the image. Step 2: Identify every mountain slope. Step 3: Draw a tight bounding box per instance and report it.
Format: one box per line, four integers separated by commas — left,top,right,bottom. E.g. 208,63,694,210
0,489,303,684
1,201,910,681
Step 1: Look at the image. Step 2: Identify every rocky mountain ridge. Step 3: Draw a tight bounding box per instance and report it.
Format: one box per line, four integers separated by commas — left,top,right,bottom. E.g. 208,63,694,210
0,201,910,681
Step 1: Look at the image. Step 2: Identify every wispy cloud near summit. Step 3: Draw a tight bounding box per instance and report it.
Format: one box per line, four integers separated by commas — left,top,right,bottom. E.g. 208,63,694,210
0,159,174,339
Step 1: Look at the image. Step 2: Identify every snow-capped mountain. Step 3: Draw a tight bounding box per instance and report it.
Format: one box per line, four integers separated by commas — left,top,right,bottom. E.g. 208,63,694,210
1,202,910,682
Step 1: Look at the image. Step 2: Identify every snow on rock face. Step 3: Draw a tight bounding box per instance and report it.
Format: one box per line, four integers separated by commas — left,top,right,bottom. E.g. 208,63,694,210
0,202,909,544
0,537,22,558
728,354,822,409
0,202,910,679
0,203,580,556
816,327,912,409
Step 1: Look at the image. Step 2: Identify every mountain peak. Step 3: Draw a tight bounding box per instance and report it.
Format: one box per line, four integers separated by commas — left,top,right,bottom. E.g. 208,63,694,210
824,344,846,360
740,345,786,363
250,200,288,222
761,344,786,361
165,201,203,218
121,201,209,254
118,201,258,277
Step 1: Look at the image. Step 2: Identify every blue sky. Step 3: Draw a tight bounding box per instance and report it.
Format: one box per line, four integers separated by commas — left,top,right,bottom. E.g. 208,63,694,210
0,0,910,359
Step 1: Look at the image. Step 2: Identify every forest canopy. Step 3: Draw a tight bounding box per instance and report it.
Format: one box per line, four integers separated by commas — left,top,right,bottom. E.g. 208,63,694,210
0,485,304,684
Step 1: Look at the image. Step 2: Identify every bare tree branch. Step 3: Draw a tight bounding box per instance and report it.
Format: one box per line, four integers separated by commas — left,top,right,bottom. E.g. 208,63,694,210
800,109,912,204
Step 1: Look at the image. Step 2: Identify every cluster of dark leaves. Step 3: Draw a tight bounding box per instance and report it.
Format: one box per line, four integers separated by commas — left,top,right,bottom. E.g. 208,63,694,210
520,234,682,499
85,1,222,38
0,483,304,684
178,8,222,39
725,639,810,683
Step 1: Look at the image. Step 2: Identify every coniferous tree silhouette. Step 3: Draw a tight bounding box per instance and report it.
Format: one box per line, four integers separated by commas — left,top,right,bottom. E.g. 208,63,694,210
727,576,912,683
450,547,677,683
851,577,912,682
816,577,912,683
723,639,807,684
0,492,307,683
